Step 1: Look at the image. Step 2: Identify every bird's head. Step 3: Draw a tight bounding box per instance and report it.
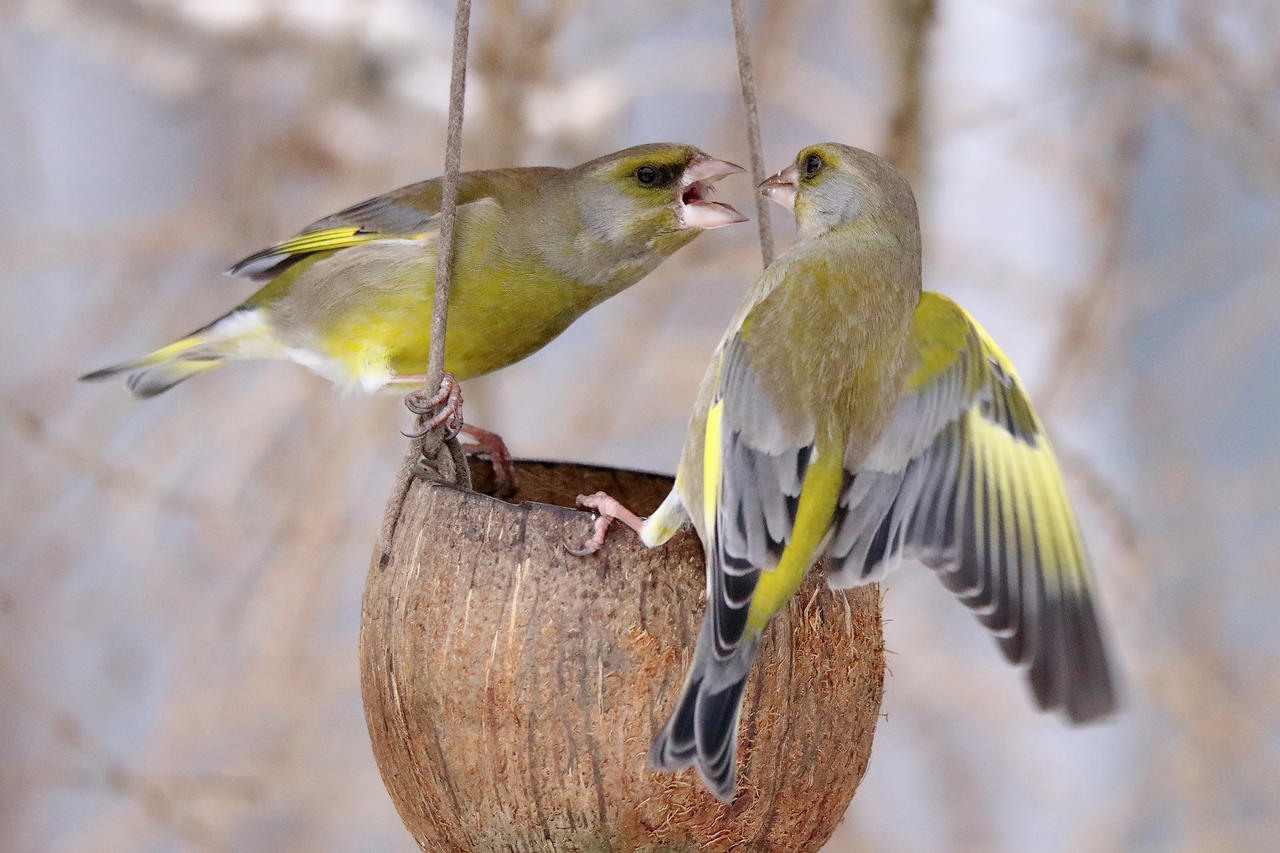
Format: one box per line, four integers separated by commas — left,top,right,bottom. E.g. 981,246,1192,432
759,143,917,243
572,143,747,253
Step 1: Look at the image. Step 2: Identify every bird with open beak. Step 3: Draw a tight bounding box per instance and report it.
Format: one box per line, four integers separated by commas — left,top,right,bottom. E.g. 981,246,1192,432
82,144,747,490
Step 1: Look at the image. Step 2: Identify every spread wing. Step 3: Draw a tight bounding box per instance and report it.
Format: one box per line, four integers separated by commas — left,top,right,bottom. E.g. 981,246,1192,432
827,291,1117,723
226,172,506,280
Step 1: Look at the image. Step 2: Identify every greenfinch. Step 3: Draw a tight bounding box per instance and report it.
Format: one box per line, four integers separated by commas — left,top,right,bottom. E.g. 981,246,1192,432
575,143,1116,799
80,141,745,415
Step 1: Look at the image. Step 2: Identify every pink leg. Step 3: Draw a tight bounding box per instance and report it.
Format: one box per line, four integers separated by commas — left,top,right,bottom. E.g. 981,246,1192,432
565,491,646,556
458,423,518,496
402,371,463,438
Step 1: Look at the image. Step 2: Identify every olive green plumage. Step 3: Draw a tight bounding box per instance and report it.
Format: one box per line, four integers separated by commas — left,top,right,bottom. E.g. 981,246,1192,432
81,143,744,396
641,143,1117,800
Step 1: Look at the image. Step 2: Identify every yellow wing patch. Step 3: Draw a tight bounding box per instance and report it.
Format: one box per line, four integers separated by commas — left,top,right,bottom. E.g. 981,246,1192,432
703,399,724,537
228,225,432,278
906,292,972,392
745,442,843,633
966,405,1087,592
268,226,418,256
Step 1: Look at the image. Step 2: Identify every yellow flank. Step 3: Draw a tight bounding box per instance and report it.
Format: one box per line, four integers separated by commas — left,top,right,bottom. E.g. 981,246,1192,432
291,205,617,383
745,441,844,633
311,263,609,382
703,400,724,533
314,280,433,380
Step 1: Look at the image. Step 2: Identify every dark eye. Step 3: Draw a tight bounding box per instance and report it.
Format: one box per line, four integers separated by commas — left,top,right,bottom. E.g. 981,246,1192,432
636,165,658,185
804,153,823,175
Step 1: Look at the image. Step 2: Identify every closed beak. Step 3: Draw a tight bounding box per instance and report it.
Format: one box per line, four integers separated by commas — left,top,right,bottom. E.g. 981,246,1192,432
758,164,800,210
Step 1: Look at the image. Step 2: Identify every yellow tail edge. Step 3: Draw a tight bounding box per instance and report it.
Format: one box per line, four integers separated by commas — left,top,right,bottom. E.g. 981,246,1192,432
79,335,221,398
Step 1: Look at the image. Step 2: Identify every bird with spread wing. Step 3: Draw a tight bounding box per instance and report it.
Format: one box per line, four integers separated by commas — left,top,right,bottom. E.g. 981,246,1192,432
572,142,1117,800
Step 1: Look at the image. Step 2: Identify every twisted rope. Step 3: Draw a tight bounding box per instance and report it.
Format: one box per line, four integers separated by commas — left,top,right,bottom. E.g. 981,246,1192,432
730,0,774,268
381,0,475,555
427,0,472,396
412,0,473,489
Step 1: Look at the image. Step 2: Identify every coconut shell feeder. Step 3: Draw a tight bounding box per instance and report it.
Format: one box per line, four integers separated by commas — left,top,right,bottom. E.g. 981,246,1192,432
361,459,885,851
358,2,886,849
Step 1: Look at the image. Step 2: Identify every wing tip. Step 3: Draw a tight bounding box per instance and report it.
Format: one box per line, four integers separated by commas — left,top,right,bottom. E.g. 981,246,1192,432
225,251,284,279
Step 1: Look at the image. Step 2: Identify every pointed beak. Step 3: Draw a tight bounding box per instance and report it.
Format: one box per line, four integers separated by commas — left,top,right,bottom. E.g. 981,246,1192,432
677,156,748,230
758,164,800,210
683,156,746,185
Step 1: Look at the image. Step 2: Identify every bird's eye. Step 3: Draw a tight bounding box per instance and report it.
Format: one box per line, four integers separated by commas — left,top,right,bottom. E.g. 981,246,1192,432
636,165,658,185
804,153,823,175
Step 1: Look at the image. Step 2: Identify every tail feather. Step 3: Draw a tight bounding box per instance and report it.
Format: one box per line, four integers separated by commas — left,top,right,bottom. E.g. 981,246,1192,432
80,308,269,398
697,675,748,793
648,674,700,767
79,335,224,397
649,620,758,801
127,359,222,397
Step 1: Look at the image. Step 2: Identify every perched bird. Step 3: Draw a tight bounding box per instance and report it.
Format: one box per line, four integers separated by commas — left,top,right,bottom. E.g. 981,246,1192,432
81,143,746,481
573,143,1117,799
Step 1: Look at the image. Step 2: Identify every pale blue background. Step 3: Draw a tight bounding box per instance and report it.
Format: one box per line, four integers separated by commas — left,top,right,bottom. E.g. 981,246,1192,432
3,1,1277,850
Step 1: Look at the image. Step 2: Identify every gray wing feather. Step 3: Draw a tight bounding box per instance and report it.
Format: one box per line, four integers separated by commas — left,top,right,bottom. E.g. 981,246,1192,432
226,175,505,280
705,336,813,672
302,179,448,235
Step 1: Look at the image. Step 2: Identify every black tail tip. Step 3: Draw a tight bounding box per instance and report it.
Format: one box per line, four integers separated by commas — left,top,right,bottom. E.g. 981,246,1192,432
700,768,737,803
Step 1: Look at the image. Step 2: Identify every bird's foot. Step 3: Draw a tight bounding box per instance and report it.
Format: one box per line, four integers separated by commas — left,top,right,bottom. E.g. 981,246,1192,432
564,491,646,556
403,371,463,439
458,424,518,497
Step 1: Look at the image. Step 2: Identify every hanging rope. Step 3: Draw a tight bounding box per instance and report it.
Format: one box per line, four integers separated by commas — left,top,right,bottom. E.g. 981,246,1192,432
730,0,774,268
379,0,473,557
394,0,765,505
428,0,472,399
409,0,473,489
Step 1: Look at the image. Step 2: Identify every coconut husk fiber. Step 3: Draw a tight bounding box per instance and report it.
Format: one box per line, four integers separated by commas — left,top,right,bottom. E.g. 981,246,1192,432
360,459,884,852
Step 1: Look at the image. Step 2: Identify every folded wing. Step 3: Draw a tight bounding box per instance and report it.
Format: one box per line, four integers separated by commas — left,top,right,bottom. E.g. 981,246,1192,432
226,173,503,280
649,328,825,799
706,333,816,666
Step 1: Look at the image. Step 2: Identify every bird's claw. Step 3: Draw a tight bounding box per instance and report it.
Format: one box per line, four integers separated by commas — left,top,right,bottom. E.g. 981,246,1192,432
403,372,463,438
563,492,644,556
404,371,457,415
563,512,613,557
457,424,517,497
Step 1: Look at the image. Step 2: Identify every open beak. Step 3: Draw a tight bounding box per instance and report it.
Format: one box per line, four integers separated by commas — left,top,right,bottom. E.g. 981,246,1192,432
677,156,748,230
758,164,800,210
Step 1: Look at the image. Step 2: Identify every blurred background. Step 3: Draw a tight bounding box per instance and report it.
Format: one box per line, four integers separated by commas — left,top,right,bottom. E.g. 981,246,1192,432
3,0,1278,850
